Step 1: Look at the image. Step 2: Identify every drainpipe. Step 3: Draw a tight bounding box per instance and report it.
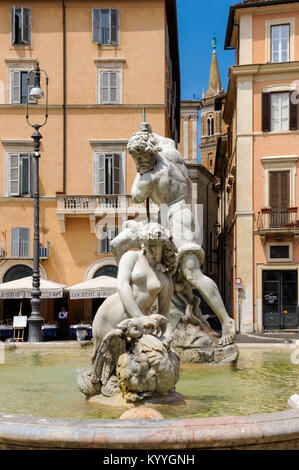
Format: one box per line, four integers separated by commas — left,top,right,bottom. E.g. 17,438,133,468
62,0,66,194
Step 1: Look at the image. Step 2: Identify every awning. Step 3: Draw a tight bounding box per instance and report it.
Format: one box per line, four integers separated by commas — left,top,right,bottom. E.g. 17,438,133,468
65,276,117,299
0,276,66,299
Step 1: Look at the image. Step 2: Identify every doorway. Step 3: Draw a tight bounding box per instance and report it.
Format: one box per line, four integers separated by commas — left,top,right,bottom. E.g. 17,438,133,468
262,270,298,329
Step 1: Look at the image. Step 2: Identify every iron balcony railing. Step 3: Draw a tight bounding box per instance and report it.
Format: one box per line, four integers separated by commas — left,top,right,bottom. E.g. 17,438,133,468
257,208,298,230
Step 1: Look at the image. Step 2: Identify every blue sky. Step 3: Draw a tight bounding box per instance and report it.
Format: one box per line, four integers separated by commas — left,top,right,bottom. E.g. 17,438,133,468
177,0,235,100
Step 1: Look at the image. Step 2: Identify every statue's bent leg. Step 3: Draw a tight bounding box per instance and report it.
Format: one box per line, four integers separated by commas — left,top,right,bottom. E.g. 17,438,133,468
180,253,236,346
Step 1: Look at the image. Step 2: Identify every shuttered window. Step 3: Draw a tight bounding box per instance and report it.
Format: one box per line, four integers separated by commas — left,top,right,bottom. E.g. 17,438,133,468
11,6,31,45
100,227,118,253
11,70,35,104
92,8,119,45
262,92,298,132
94,153,121,195
269,171,290,211
9,154,33,196
100,71,119,104
271,24,289,63
11,227,30,257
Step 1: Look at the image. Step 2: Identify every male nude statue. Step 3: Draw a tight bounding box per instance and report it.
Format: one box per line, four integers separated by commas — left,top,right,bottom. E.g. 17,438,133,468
127,122,236,346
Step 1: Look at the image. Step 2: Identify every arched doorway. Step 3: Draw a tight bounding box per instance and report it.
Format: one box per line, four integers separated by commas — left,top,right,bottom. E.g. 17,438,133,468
92,265,118,319
3,265,33,338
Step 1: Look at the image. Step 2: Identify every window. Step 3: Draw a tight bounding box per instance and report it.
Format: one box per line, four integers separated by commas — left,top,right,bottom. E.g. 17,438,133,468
9,154,33,197
267,242,293,262
11,228,30,257
207,116,214,136
94,153,120,194
11,6,31,45
92,8,119,45
269,170,290,211
262,92,297,132
11,70,35,104
271,24,289,63
100,71,119,104
99,227,118,253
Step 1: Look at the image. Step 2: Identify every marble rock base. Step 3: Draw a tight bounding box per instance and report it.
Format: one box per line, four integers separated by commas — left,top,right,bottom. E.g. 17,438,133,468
288,394,299,409
89,392,186,409
173,343,239,365
171,321,239,365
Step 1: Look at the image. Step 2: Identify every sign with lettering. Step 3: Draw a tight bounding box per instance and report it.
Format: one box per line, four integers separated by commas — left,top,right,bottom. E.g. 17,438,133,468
13,316,27,328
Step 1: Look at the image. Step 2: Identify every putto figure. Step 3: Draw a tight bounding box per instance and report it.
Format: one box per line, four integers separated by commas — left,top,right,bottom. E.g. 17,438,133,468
127,122,236,346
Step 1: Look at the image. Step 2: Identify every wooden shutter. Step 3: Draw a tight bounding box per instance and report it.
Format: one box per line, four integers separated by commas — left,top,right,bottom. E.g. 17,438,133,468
109,72,118,103
9,154,20,196
95,153,105,194
20,155,30,195
100,72,109,103
21,7,30,44
11,6,16,44
110,9,119,44
262,92,271,132
29,153,34,196
20,227,30,257
269,171,290,211
113,154,120,194
92,8,101,44
289,91,298,130
11,227,20,257
28,71,36,104
11,70,21,104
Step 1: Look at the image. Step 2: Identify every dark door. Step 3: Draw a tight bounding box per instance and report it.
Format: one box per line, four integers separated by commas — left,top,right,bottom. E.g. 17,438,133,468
263,270,298,329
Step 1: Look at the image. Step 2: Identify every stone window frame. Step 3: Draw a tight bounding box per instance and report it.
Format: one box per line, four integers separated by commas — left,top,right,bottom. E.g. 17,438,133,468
5,58,36,104
94,58,125,105
90,140,127,196
2,140,34,197
261,155,298,208
265,17,295,63
266,241,293,263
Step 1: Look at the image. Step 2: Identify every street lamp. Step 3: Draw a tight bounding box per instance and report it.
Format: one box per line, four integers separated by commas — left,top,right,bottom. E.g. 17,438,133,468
26,61,48,342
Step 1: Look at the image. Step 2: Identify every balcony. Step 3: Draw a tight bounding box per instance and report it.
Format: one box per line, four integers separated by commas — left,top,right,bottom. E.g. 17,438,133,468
56,194,159,233
256,207,299,244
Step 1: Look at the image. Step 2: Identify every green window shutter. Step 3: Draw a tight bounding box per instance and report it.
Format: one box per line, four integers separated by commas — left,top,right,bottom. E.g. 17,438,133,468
9,154,20,196
110,9,119,44
262,92,271,132
21,7,30,44
11,6,16,44
92,8,101,44
12,70,21,104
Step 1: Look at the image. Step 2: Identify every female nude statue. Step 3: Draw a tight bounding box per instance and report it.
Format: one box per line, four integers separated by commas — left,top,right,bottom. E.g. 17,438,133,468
127,122,236,346
92,223,177,356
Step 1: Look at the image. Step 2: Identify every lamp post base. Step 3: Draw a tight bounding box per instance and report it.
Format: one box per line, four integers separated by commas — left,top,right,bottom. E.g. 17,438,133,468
27,316,44,342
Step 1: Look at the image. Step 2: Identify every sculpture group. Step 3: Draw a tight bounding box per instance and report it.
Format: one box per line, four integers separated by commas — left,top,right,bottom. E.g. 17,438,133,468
77,122,238,405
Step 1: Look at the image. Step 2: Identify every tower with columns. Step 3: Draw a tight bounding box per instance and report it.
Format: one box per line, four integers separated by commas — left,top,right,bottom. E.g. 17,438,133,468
200,36,225,174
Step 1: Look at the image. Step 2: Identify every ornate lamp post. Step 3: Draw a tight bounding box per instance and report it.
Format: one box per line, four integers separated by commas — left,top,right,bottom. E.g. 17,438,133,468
26,61,48,342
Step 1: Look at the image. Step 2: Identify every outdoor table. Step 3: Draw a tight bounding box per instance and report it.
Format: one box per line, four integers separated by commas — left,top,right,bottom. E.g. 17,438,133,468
42,324,58,341
69,324,92,340
0,325,13,341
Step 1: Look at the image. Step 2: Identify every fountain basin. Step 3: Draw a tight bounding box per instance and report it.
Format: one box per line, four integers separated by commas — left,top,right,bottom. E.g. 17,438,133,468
0,342,298,449
0,409,299,450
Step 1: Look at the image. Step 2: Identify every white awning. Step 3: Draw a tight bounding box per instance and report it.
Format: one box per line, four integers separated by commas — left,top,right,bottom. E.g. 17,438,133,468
65,276,117,299
0,276,66,299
